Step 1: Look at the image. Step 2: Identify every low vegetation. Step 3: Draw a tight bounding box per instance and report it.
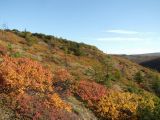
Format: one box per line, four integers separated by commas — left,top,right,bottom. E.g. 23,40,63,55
0,29,160,119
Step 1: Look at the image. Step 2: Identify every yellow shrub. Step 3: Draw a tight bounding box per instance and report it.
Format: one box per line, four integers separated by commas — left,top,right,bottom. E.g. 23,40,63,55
50,93,72,112
137,91,155,111
96,91,139,120
96,90,157,120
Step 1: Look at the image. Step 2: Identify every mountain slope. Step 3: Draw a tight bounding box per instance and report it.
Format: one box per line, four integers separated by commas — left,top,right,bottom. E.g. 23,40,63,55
0,29,160,119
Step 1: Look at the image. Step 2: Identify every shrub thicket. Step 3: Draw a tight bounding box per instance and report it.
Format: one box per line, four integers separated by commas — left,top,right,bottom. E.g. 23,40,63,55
75,80,106,106
0,56,75,119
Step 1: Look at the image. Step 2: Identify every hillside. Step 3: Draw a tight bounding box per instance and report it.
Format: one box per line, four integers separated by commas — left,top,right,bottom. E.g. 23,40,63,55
0,29,160,120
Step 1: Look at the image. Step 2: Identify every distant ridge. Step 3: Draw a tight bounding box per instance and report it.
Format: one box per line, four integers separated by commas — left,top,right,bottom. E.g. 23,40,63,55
121,53,160,72
131,52,160,57
140,58,160,72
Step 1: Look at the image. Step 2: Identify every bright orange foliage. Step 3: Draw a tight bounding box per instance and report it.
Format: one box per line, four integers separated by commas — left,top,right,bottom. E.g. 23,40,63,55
0,55,53,92
54,68,72,82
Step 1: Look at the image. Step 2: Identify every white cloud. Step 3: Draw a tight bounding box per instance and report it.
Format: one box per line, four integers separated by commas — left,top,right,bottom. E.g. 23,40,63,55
106,29,139,34
97,37,147,42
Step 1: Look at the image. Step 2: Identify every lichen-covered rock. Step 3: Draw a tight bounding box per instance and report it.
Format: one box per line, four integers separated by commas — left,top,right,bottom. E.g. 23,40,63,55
0,106,16,120
67,97,98,120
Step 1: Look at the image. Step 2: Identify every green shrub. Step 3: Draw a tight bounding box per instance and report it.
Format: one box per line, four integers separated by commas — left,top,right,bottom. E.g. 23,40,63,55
11,52,22,58
127,86,143,94
114,69,122,80
135,71,145,83
152,98,160,119
137,96,160,120
152,75,160,96
7,43,13,51
25,33,38,46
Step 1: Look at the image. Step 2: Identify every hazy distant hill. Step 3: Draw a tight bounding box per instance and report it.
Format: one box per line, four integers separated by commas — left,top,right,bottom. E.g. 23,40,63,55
140,58,160,72
121,53,160,72
138,53,160,57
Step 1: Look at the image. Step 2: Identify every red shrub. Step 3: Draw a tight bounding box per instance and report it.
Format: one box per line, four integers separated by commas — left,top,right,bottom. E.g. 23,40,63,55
76,80,106,106
14,93,77,120
0,45,7,55
16,93,48,119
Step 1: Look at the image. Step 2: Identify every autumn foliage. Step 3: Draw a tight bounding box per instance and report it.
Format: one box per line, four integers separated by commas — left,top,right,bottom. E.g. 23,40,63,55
0,30,160,120
54,68,72,82
53,68,73,96
75,80,106,106
96,91,156,120
96,91,138,119
4,92,76,120
49,93,72,112
0,56,75,119
74,79,157,119
0,55,53,92
0,54,158,119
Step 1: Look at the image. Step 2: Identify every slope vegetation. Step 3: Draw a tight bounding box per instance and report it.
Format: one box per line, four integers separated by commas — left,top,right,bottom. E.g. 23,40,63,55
0,29,160,120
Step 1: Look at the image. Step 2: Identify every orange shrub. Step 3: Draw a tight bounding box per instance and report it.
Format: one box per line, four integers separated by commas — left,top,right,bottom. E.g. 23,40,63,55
54,68,72,82
0,55,53,92
53,68,73,97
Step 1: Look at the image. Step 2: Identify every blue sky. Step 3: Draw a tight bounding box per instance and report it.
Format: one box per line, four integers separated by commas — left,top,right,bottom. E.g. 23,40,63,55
0,0,160,54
